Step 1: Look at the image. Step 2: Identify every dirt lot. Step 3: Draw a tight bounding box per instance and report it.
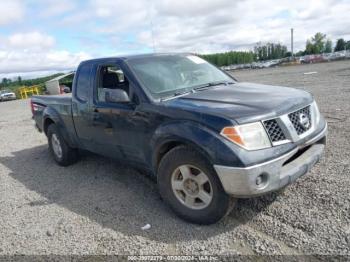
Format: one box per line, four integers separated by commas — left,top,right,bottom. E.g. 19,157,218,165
0,60,349,257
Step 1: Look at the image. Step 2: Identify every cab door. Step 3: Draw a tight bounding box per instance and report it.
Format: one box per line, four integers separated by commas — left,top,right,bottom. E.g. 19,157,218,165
87,62,150,163
71,62,96,151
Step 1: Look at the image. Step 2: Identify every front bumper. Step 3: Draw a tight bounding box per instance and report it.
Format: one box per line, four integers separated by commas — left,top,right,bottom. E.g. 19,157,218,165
214,123,327,197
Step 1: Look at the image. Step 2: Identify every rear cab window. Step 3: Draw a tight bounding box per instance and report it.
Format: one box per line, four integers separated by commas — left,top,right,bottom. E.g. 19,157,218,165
75,63,92,102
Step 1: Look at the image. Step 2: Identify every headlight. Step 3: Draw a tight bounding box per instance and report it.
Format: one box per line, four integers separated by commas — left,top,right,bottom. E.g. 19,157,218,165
312,100,320,125
220,122,271,150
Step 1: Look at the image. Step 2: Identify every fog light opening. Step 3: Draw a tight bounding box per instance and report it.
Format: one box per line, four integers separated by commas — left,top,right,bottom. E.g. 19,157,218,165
256,175,263,185
256,173,268,187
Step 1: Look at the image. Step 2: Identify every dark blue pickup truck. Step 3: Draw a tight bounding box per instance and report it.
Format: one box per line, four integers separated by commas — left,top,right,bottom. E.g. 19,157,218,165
31,54,327,224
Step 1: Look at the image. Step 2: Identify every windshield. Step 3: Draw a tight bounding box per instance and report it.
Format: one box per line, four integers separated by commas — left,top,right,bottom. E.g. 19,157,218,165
127,54,234,99
0,90,11,94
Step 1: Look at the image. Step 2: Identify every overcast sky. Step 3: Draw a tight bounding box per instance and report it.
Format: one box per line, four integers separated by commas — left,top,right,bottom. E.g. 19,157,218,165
0,0,350,78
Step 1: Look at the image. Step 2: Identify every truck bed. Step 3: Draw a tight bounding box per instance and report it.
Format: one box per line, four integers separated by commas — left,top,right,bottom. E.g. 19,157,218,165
32,93,72,107
31,94,74,134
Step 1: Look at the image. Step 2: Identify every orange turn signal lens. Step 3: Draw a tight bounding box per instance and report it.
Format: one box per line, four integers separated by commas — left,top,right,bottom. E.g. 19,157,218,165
221,127,245,146
220,122,271,150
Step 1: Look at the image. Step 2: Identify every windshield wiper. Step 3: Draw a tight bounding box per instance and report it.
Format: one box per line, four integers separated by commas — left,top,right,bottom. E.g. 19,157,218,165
160,81,234,101
160,89,193,101
193,81,235,91
174,90,193,96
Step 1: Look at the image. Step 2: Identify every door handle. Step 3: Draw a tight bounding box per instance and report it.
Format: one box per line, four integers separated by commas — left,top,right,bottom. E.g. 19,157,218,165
132,111,148,119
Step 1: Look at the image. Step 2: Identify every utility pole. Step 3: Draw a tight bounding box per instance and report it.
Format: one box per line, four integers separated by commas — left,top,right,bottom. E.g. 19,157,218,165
291,28,294,58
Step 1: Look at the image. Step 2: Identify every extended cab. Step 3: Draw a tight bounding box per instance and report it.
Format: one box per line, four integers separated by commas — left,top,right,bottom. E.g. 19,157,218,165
31,54,327,224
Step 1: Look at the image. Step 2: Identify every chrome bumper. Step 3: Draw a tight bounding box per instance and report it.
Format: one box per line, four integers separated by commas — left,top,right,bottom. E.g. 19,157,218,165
214,124,327,197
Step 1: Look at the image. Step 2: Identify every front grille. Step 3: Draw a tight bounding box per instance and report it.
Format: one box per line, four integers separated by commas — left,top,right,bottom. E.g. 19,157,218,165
288,106,312,135
263,119,286,142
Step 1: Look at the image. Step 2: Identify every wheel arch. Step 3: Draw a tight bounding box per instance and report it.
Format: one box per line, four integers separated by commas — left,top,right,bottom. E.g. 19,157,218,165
42,107,78,148
150,121,227,174
43,117,55,135
153,138,213,174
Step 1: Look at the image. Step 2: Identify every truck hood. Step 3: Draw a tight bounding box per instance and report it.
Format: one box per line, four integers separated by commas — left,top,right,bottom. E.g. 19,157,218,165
163,82,313,124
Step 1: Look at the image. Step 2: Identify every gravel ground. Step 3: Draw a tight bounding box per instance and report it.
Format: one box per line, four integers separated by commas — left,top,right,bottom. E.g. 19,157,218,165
0,60,349,257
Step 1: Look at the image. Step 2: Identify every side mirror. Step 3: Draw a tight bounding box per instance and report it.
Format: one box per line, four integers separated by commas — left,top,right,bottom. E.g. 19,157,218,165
105,89,130,103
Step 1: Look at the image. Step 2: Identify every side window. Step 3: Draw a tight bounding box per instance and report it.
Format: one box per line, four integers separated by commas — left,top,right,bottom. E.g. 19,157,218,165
76,63,92,102
96,65,130,103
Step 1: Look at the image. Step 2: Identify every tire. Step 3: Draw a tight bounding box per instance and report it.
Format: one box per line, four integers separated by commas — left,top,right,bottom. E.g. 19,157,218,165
158,146,235,224
47,124,78,166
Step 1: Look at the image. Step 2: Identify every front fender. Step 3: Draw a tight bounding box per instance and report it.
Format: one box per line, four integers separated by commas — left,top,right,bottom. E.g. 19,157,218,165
150,121,245,172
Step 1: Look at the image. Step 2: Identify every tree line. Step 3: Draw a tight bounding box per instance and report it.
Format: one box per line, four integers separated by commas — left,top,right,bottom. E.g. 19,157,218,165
295,33,350,56
200,32,349,67
334,38,350,52
0,73,63,90
254,42,289,61
296,32,333,56
199,51,256,67
199,42,290,67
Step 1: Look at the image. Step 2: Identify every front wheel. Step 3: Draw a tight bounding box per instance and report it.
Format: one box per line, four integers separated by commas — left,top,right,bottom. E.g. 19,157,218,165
158,146,235,224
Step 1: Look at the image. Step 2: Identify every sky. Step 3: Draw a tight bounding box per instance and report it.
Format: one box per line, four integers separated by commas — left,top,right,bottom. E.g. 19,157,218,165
0,0,350,79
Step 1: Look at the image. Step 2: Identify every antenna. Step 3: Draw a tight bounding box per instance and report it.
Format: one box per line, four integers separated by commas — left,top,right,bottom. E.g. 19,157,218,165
148,2,156,53
291,28,294,57
150,18,156,53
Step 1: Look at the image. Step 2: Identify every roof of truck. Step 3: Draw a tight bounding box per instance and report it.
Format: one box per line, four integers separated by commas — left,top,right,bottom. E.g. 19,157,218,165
82,53,192,63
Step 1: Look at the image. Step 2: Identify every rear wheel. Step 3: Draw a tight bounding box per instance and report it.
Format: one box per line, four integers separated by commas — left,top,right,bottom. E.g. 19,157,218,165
47,124,78,166
158,146,235,224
